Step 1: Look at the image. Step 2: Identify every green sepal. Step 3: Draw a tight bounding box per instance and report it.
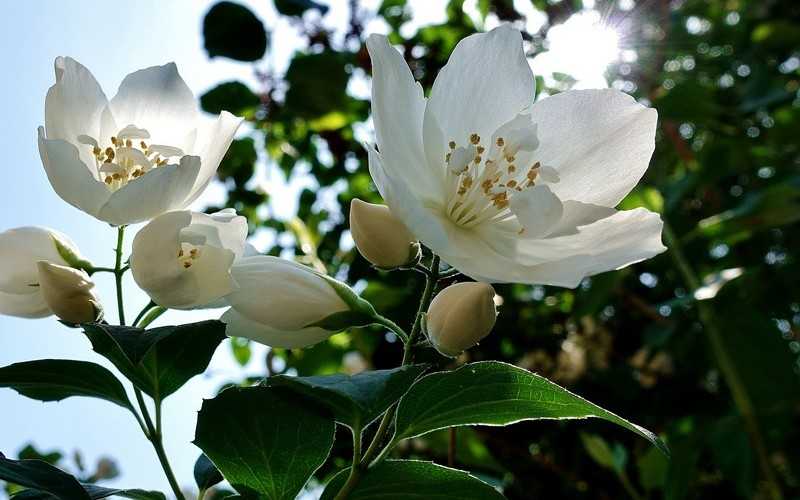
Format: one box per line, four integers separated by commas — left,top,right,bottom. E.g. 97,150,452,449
304,310,377,331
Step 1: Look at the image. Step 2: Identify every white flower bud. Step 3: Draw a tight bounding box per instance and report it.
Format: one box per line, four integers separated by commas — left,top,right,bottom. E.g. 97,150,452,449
222,255,374,348
130,209,247,309
36,261,101,324
349,199,418,269
0,226,85,319
426,282,497,357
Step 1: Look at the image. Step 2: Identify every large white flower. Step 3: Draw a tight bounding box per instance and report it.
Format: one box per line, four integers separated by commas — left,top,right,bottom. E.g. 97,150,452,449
38,57,242,226
365,26,665,287
221,256,353,349
130,209,248,309
0,227,83,318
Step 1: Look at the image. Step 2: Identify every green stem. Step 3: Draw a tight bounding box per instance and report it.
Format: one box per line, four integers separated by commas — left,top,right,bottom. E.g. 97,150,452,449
663,222,782,500
617,470,643,500
114,226,126,325
333,430,363,500
135,388,184,500
132,301,157,327
372,315,409,343
358,256,441,470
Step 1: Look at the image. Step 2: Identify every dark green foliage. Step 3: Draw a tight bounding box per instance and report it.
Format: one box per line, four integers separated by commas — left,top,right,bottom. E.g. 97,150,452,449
320,460,505,500
194,454,223,491
200,81,260,116
274,0,328,17
266,364,428,431
194,386,335,500
0,359,133,412
81,321,226,401
203,2,267,61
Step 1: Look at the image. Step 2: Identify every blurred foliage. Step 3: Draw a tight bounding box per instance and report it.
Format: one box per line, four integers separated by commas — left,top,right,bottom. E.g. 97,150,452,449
199,0,800,498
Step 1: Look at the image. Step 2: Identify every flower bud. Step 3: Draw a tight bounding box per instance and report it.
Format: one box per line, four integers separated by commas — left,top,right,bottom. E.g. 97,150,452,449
36,261,101,324
0,226,85,319
222,255,375,348
426,282,497,357
349,199,418,269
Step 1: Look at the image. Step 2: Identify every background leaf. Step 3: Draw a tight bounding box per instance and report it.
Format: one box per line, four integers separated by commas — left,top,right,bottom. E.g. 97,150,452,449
194,386,335,500
202,1,267,61
0,455,89,500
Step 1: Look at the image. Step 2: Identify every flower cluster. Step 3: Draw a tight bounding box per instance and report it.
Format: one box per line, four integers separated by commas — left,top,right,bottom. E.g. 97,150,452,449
1,24,665,356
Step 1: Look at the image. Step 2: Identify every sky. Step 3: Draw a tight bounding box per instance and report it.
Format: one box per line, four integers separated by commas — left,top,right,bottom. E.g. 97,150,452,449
0,0,616,497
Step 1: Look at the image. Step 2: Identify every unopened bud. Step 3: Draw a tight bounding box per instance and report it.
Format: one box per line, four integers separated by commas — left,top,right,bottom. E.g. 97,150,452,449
36,261,102,324
426,282,497,357
349,199,418,269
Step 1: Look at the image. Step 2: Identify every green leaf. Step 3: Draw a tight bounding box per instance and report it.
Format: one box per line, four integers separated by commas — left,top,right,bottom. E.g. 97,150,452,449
393,361,668,456
194,386,335,500
320,460,505,500
266,364,428,431
81,321,226,401
194,454,223,491
203,1,268,61
274,0,329,17
285,52,351,118
0,455,89,500
0,359,133,412
200,81,260,116
12,485,166,500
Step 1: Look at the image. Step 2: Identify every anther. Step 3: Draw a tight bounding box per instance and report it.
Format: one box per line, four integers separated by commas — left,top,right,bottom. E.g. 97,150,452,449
105,147,115,160
183,261,192,269
110,137,118,146
477,146,485,154
178,250,184,257
474,156,481,164
140,141,148,150
469,133,480,145
92,146,102,156
125,139,132,148
104,176,112,184
496,137,505,147
448,141,456,149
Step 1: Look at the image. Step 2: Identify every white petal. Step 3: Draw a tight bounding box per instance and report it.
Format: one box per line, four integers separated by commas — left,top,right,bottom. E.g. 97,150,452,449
38,128,111,219
427,25,534,148
436,208,664,286
509,185,564,238
221,308,334,349
0,290,51,319
545,200,617,238
97,155,201,225
109,63,198,146
528,89,658,207
181,210,248,259
366,35,442,201
184,111,242,206
130,210,240,309
44,57,113,150
367,145,454,254
0,227,78,294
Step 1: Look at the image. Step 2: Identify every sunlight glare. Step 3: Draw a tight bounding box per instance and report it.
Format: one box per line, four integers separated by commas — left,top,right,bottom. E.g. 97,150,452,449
533,10,621,89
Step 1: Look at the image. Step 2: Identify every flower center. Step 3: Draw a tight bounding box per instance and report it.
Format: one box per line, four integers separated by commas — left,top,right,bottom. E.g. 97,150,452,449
78,124,184,192
443,124,557,229
177,243,201,269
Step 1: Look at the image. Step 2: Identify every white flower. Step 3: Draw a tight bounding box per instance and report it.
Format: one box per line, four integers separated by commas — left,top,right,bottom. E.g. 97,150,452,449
130,209,248,309
365,26,666,287
221,255,353,348
36,261,101,324
38,57,242,226
0,227,83,318
426,282,497,357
